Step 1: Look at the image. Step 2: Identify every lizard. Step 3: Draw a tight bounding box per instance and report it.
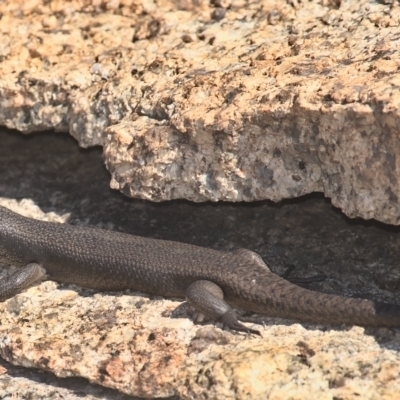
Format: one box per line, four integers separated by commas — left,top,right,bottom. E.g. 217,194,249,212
0,205,399,335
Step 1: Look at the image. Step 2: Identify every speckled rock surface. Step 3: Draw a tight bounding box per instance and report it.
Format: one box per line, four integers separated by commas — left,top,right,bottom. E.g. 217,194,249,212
0,0,400,223
0,357,137,400
1,197,400,399
3,130,400,398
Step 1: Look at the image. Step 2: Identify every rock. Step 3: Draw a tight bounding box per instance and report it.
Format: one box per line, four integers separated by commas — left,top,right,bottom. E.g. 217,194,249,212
0,0,400,224
1,199,400,399
0,358,133,400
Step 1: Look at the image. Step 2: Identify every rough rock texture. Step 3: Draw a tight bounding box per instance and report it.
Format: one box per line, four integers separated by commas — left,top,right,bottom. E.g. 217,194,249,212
0,358,137,400
0,0,400,223
1,197,400,399
3,130,400,399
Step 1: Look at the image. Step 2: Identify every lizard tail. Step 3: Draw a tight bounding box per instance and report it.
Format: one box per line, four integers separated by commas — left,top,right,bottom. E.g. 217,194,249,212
226,249,400,327
256,279,400,327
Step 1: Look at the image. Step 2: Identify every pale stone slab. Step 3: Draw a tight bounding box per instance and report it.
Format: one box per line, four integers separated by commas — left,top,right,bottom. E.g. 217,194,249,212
0,199,400,399
0,0,400,223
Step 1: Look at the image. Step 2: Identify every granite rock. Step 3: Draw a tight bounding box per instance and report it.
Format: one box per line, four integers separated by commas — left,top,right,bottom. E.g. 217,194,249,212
1,0,400,223
1,199,400,399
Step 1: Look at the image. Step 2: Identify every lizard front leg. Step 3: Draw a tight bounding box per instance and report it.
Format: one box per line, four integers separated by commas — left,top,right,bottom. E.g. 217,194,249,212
0,263,47,301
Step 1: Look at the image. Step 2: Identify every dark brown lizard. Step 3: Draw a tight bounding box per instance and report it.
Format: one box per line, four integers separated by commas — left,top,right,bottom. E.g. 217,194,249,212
1,205,399,334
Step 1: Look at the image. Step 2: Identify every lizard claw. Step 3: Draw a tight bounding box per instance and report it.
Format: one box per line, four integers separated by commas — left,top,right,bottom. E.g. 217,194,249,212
221,310,261,336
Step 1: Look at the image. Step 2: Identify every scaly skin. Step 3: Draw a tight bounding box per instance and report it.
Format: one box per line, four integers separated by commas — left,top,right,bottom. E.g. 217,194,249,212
0,205,399,334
